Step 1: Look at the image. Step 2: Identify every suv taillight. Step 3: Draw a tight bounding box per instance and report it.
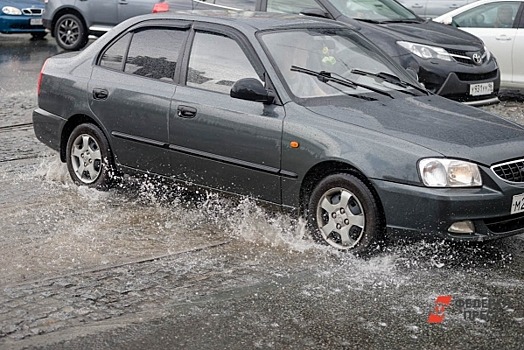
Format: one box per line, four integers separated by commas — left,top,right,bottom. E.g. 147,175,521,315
152,2,169,13
37,59,48,96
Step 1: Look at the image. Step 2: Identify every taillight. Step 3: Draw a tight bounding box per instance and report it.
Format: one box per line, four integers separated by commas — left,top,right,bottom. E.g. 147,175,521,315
37,59,48,96
152,2,169,13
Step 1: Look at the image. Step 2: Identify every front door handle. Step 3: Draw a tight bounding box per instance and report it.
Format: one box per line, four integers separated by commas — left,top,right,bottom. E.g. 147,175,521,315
177,105,197,118
496,35,512,41
92,88,108,100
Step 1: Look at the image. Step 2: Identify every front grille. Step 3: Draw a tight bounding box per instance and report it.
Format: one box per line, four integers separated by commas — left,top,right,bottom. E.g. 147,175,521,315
456,70,498,82
446,48,486,65
447,49,472,64
485,212,524,234
492,159,524,183
22,8,44,16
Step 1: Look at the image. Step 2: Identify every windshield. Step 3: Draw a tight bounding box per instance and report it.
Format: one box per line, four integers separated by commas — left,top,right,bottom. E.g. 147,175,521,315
330,0,419,22
260,28,420,100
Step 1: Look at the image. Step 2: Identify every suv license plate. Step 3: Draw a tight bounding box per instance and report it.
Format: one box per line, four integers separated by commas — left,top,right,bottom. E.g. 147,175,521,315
30,18,43,26
511,193,524,214
470,82,494,96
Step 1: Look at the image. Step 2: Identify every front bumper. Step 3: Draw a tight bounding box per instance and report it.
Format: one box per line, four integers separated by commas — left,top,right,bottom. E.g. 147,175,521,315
416,57,501,107
372,171,524,242
0,15,45,34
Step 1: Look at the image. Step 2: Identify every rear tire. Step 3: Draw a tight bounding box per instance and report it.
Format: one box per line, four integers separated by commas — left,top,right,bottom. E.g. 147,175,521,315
54,13,88,51
66,123,114,189
307,173,383,254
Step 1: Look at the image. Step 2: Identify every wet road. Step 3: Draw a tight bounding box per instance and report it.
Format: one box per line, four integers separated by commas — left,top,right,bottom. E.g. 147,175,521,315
1,34,524,349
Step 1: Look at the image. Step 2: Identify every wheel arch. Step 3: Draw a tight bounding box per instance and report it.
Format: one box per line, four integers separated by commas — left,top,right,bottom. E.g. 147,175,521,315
299,160,385,222
60,114,110,163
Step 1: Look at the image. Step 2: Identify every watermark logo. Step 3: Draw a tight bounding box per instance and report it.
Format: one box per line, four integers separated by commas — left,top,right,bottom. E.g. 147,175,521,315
428,295,452,324
428,295,492,324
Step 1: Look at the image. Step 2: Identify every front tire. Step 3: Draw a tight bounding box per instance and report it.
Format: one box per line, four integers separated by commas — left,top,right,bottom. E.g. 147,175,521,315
307,173,383,253
54,13,88,51
66,124,114,189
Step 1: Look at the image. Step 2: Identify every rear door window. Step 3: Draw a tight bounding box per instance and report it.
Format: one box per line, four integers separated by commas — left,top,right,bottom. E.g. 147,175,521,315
124,28,187,81
99,33,132,71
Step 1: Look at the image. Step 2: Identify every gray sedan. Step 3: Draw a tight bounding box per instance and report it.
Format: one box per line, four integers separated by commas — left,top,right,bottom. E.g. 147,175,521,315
33,12,524,253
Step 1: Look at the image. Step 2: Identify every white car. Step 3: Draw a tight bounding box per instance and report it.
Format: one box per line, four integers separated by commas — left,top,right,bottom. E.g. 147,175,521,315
434,0,524,91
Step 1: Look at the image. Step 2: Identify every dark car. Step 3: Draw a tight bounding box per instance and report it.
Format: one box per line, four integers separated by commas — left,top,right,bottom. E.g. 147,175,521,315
0,0,46,39
235,0,500,106
33,12,524,253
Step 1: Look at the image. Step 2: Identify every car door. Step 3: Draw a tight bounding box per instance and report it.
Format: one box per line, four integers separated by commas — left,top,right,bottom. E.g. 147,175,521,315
169,25,285,203
513,3,524,86
426,0,470,19
397,0,428,17
117,0,158,23
259,0,328,14
84,0,118,26
89,23,190,174
452,1,522,86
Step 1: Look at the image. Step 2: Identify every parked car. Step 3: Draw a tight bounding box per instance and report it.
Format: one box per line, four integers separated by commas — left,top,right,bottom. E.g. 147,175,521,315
0,0,46,39
397,0,479,19
42,0,171,50
33,12,524,252
434,0,524,91
228,0,500,106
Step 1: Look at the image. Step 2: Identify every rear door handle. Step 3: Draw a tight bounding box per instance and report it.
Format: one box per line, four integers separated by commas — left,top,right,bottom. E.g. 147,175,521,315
177,105,197,118
92,88,108,100
496,35,512,41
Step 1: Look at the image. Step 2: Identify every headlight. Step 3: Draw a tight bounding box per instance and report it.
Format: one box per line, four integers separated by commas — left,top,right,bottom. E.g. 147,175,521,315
2,6,22,15
397,41,452,62
419,158,482,187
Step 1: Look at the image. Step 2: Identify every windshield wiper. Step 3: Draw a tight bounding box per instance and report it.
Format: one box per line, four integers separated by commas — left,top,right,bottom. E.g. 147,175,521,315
350,69,428,95
290,65,393,99
354,18,382,24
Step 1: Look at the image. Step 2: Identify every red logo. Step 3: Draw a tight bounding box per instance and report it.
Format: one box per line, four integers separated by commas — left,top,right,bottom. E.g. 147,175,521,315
428,295,453,324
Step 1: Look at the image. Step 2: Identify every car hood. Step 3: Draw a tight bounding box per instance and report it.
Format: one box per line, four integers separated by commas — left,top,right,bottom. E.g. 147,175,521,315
1,0,44,9
354,19,483,50
306,96,524,166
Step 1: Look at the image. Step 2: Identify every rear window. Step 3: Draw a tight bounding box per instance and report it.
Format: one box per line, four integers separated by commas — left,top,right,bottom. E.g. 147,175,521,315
99,27,188,82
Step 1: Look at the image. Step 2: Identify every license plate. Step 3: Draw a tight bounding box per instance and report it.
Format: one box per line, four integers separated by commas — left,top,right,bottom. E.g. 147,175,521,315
469,82,494,96
511,193,524,214
30,18,43,26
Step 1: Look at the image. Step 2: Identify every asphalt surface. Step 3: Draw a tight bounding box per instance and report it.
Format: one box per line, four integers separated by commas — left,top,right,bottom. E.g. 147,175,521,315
0,33,523,350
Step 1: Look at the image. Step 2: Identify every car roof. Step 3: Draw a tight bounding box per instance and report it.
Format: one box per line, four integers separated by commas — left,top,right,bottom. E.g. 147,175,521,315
145,10,353,32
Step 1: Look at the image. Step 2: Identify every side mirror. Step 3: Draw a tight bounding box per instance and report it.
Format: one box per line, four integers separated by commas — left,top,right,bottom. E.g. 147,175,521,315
230,78,274,104
299,8,330,19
